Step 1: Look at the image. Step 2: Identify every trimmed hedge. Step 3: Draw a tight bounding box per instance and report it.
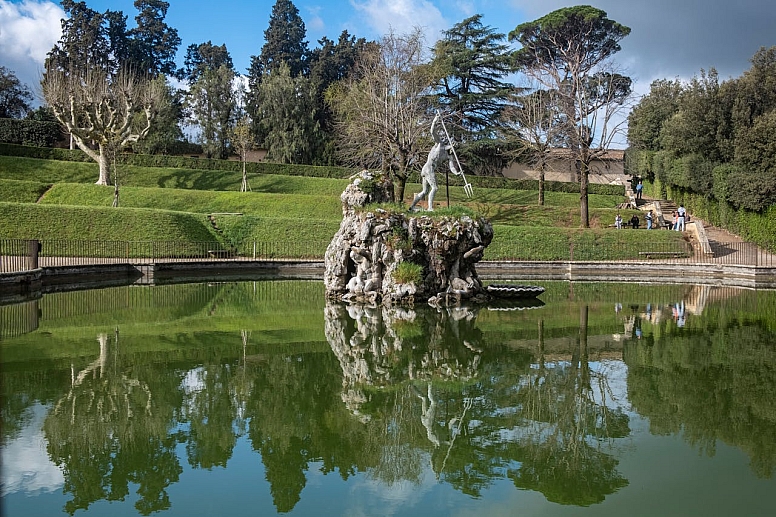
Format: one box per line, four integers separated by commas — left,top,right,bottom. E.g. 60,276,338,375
0,119,64,147
0,142,625,195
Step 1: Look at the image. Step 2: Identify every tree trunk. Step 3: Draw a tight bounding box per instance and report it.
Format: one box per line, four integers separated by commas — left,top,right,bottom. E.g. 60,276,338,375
96,144,110,186
538,168,545,206
579,162,589,228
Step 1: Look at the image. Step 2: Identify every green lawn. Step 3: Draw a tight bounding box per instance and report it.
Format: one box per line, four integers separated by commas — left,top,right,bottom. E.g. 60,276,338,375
0,153,688,260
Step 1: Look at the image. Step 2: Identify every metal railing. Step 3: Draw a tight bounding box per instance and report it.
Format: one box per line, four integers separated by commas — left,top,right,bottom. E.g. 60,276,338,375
2,237,775,274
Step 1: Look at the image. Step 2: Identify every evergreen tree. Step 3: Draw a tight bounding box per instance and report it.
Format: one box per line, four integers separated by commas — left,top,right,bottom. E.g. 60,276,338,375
431,15,514,138
250,0,309,80
129,0,181,77
0,66,33,118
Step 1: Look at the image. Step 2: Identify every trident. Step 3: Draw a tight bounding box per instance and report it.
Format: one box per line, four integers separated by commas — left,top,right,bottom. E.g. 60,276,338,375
436,110,473,198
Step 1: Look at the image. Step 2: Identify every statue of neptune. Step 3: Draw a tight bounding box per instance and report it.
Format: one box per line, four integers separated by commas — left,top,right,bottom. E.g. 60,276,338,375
410,113,462,211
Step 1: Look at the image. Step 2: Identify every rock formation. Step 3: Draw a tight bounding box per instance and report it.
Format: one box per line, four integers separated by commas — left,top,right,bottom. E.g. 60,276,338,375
324,170,493,305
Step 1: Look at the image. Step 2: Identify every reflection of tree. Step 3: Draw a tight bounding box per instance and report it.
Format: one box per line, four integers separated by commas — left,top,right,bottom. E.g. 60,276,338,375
181,364,238,469
625,319,776,478
43,330,184,515
324,302,630,504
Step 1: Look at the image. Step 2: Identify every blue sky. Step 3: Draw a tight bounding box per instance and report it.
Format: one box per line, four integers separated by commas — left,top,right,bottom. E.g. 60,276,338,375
2,0,775,102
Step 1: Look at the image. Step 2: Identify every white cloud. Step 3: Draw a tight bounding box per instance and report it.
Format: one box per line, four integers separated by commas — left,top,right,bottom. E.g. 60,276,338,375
0,0,64,93
0,404,64,497
350,0,448,42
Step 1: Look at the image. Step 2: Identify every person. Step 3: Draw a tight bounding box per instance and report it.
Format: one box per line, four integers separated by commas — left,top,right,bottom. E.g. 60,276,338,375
646,210,653,230
410,113,460,211
630,214,640,229
615,213,623,229
635,179,643,200
671,211,678,230
676,204,686,231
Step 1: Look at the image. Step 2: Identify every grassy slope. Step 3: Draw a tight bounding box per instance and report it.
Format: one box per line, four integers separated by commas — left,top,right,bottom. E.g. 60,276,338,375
0,154,686,258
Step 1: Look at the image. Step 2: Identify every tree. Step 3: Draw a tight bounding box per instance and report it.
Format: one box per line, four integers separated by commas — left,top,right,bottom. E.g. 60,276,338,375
0,66,33,118
131,76,185,155
181,42,236,159
431,15,514,138
231,115,254,192
627,79,683,153
42,67,162,187
327,28,435,201
509,5,632,228
47,0,112,74
502,84,566,205
249,0,309,80
129,0,181,77
430,15,515,176
308,31,374,164
256,63,321,164
186,64,237,159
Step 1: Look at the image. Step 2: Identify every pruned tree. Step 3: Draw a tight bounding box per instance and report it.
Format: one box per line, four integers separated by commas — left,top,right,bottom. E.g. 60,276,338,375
231,115,254,192
502,83,566,205
42,67,162,188
327,28,434,201
509,6,633,227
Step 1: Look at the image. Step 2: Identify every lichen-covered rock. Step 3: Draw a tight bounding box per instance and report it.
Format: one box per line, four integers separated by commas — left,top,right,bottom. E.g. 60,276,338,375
324,169,493,305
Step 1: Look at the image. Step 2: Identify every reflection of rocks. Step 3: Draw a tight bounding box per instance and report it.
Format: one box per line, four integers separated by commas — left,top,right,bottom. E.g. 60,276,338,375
324,301,484,419
324,170,493,306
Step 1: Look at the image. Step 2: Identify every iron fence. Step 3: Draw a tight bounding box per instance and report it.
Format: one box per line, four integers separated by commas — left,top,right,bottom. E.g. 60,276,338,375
1,237,775,274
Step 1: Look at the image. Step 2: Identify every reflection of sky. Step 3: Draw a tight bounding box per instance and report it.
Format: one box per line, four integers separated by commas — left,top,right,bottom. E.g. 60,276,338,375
0,404,64,497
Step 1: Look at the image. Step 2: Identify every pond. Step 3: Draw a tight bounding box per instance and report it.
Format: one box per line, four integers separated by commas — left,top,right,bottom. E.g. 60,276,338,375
1,280,776,516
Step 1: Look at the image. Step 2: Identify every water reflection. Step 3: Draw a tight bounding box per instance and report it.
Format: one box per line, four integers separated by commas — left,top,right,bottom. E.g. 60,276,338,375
1,281,775,516
323,301,630,504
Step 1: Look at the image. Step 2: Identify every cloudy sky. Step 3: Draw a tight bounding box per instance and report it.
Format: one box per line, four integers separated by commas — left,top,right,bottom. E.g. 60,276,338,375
1,0,774,102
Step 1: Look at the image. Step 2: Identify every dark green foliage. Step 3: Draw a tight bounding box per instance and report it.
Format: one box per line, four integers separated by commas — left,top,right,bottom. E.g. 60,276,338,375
0,119,64,147
251,0,309,79
431,15,514,140
129,0,181,77
628,46,776,244
0,66,33,119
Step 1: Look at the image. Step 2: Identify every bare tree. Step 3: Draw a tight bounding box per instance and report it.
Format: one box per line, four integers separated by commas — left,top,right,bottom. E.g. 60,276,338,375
327,28,434,202
231,115,254,192
42,67,161,186
502,83,566,205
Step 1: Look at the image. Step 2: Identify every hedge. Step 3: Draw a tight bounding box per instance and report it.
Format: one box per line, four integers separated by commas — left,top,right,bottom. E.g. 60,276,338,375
0,142,626,195
0,119,64,147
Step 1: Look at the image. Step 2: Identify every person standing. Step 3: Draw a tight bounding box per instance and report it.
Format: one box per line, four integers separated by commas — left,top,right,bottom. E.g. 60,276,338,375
615,213,623,229
676,204,686,231
646,210,653,230
635,179,643,200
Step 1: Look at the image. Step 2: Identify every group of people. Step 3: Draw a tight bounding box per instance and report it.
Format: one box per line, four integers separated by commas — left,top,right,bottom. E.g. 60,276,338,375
615,204,688,231
670,205,687,231
615,211,653,229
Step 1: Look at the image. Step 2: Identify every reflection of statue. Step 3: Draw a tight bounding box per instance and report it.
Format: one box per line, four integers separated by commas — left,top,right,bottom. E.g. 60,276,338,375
410,113,461,212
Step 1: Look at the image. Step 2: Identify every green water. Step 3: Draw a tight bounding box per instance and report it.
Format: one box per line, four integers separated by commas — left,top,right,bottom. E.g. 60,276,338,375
1,280,775,516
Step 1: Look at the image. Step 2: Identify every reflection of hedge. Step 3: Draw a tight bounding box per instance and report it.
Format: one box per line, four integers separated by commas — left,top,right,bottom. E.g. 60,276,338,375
0,119,64,147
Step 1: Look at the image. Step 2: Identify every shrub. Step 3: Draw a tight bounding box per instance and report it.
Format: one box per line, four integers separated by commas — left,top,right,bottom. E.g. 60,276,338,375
393,261,423,284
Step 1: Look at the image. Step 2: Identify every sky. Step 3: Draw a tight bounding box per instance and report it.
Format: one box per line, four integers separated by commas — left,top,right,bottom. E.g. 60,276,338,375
1,0,775,107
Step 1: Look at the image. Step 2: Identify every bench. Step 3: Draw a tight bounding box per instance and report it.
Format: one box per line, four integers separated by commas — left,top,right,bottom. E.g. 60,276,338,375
638,251,686,259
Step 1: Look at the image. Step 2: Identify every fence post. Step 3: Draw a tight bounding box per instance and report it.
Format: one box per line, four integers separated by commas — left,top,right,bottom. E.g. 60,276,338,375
27,240,40,270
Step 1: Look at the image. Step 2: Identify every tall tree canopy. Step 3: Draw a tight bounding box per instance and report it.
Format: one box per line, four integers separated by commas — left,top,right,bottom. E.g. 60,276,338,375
129,0,181,77
328,28,434,201
431,14,514,139
509,5,632,228
183,43,237,159
0,66,33,119
249,0,309,80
